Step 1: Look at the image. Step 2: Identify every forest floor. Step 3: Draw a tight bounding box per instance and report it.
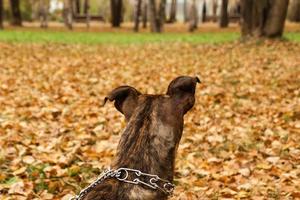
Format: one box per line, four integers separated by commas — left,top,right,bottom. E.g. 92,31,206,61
0,29,300,199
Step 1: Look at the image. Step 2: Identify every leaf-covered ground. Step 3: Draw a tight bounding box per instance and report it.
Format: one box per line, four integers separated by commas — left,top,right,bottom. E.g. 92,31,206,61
0,41,299,199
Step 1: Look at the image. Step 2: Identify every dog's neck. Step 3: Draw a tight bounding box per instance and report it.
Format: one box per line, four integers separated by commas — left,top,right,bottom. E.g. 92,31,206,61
112,97,183,181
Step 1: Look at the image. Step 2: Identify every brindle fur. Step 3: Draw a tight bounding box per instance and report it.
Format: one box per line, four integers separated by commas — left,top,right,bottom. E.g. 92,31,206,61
83,76,200,200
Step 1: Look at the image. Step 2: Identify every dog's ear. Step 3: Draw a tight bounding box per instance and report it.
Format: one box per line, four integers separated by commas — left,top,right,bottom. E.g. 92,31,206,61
103,86,141,120
167,76,200,114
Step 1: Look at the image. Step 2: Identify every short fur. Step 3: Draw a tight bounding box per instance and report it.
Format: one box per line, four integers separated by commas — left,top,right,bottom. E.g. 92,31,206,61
83,76,200,200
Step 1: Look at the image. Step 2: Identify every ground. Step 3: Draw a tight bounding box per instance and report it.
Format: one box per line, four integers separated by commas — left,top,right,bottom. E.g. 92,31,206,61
0,23,300,199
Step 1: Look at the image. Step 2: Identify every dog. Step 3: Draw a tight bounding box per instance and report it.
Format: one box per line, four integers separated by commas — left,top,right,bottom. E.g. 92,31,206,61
81,76,200,200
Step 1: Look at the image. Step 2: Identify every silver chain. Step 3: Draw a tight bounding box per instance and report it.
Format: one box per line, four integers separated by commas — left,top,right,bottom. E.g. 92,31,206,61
69,168,116,200
70,167,175,200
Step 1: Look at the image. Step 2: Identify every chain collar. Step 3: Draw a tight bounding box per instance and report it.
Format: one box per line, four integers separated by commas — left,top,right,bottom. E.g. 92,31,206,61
70,167,175,200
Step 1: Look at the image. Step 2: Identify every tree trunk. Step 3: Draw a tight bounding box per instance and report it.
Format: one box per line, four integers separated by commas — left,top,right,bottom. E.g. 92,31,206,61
84,0,90,28
212,0,218,22
39,0,48,28
288,0,300,22
148,0,166,32
134,0,142,32
10,0,22,26
0,0,3,29
202,1,207,22
189,0,198,32
75,0,80,15
183,0,188,22
219,0,229,27
159,0,166,29
241,0,289,38
148,0,157,32
168,0,177,23
63,0,73,30
264,0,289,37
110,0,123,27
142,1,147,28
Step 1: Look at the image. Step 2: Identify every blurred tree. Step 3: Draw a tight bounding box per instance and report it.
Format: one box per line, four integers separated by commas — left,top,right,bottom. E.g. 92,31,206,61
219,0,228,27
148,0,166,32
39,0,48,28
98,0,110,22
183,0,188,22
142,0,147,28
21,0,33,21
202,0,207,22
241,0,289,38
10,0,22,26
63,0,73,29
288,0,300,22
110,0,123,27
212,0,217,22
188,0,198,32
83,0,88,14
134,0,142,32
84,0,90,28
31,0,38,21
74,0,80,15
0,0,3,29
167,0,176,23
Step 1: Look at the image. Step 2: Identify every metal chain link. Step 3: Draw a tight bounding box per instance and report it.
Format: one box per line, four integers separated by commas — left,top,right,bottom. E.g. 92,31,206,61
114,168,175,195
69,168,117,200
69,167,175,200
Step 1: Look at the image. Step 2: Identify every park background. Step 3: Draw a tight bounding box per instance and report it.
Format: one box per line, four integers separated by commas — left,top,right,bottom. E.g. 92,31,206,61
0,0,300,199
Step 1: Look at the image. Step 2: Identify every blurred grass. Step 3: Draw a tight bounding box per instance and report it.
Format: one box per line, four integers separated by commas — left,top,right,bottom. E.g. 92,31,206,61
0,30,239,44
285,32,300,42
0,30,299,44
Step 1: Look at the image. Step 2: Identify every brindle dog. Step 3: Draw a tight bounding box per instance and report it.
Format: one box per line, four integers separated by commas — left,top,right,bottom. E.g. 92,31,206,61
83,76,200,200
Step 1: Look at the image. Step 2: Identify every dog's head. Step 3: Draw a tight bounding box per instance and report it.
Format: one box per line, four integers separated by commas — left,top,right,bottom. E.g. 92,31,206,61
104,76,200,121
104,76,200,169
